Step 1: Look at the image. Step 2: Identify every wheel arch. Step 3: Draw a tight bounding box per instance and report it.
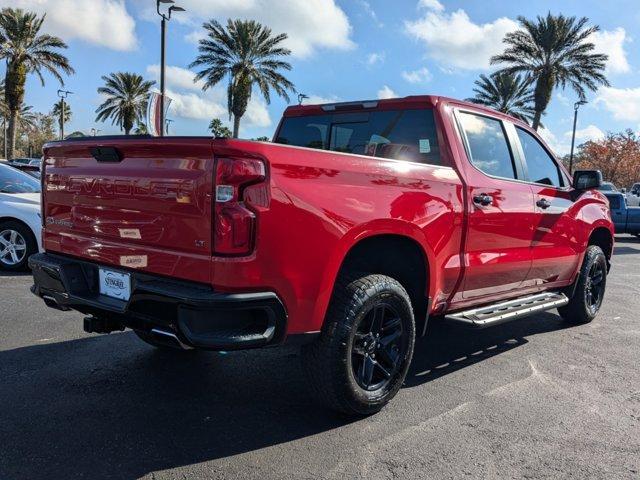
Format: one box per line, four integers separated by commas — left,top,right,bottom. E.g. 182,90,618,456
588,226,614,265
0,216,38,241
312,223,434,336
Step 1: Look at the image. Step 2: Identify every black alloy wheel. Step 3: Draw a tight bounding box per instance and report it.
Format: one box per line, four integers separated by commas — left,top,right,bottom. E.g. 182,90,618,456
351,303,409,392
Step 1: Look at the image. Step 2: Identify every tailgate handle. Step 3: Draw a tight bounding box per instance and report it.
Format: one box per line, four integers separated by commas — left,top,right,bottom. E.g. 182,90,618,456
90,146,123,163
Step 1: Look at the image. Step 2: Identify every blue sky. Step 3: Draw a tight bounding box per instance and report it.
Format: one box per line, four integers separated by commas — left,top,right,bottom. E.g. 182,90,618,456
3,0,640,154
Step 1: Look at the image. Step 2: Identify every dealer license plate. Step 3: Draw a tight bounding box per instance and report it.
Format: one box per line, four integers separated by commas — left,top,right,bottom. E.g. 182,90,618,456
98,268,131,301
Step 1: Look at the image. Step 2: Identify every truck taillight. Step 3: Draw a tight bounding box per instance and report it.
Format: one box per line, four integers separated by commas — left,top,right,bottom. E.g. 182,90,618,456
214,157,266,256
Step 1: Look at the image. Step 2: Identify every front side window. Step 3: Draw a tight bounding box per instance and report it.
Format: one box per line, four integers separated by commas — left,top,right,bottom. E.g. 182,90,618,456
458,112,516,179
275,109,445,166
516,127,563,187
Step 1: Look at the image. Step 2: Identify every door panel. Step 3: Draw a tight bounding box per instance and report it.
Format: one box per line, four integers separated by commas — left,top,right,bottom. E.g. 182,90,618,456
454,110,535,300
463,182,535,298
527,186,580,286
605,194,626,233
514,127,580,287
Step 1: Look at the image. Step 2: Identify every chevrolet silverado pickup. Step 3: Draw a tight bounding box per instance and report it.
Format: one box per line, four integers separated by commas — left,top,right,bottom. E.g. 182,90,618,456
30,95,614,415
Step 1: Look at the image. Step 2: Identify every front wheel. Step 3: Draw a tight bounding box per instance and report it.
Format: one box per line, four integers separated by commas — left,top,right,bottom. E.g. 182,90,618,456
302,273,416,415
558,245,608,324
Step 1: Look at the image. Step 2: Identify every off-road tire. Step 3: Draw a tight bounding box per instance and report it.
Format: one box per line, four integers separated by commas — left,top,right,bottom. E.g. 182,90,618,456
302,273,416,415
558,245,607,324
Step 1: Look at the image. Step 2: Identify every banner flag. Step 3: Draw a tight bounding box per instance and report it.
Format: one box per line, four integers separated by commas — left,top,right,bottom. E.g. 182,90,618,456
146,92,172,136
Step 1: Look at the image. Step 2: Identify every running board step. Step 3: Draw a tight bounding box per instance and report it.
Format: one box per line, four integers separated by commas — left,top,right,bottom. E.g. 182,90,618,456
445,292,569,328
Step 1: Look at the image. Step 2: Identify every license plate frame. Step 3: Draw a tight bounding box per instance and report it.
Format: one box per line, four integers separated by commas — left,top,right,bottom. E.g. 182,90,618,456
98,268,131,301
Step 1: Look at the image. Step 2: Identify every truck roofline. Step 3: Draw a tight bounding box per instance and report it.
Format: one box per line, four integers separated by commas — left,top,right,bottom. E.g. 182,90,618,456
282,94,530,128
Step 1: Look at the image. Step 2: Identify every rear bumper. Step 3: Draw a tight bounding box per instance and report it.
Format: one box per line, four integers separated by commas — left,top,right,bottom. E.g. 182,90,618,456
29,253,288,351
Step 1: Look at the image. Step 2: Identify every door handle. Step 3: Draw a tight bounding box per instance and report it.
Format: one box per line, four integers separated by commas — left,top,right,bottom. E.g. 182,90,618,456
473,193,493,206
536,198,551,209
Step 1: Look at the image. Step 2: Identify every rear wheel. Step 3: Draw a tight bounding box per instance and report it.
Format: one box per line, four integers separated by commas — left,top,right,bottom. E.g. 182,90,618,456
558,245,607,324
0,221,37,271
302,273,415,415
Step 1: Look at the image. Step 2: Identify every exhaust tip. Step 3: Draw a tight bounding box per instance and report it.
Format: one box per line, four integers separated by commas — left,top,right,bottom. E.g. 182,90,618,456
150,329,194,350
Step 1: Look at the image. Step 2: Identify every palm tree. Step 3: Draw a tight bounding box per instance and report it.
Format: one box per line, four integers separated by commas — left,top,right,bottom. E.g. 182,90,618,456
0,8,73,159
467,72,536,125
190,19,295,138
0,85,37,134
95,72,155,135
209,118,232,138
491,13,608,130
133,123,148,135
52,99,71,135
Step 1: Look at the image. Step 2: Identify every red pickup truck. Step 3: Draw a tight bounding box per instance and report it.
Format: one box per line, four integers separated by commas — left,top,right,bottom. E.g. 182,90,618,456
30,95,613,414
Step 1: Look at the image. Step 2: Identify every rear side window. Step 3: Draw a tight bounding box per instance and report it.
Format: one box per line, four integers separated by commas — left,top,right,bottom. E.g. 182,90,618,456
607,195,621,210
458,112,516,179
275,109,445,166
0,164,41,193
516,127,563,187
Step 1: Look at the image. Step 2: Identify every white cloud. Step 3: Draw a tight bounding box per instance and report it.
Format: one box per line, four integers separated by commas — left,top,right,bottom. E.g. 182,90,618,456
405,9,518,70
356,0,383,27
165,89,226,121
402,67,432,84
591,28,630,75
366,52,385,67
244,98,272,128
8,0,137,51
595,86,640,122
539,128,569,156
540,124,606,156
556,92,571,106
377,85,397,99
175,0,355,58
566,125,606,143
147,65,271,128
146,65,204,92
418,0,444,11
303,94,341,105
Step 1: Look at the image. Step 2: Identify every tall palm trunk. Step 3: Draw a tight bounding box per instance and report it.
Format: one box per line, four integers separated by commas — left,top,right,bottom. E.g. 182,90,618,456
6,109,18,159
232,115,241,138
230,78,251,139
5,61,27,160
532,71,554,131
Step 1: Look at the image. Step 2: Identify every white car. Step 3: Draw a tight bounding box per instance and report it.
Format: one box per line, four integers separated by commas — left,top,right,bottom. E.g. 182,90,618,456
627,183,640,207
0,163,42,271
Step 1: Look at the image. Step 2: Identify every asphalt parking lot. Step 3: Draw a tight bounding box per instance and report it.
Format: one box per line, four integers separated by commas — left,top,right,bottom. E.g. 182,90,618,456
1,237,639,480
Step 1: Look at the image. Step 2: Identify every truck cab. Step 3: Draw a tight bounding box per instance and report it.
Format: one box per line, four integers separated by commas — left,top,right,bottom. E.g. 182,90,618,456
605,191,640,236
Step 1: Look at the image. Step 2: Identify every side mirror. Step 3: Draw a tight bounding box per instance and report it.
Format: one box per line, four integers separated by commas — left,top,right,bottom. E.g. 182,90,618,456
621,188,626,194
572,170,603,190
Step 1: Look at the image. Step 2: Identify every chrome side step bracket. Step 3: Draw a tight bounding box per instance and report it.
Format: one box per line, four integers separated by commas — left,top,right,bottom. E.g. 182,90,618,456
445,292,569,328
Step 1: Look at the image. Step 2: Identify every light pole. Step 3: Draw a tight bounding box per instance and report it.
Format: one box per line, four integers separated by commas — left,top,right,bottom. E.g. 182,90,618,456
156,0,185,137
90,128,101,137
568,100,587,174
297,93,309,105
57,89,73,140
165,118,173,135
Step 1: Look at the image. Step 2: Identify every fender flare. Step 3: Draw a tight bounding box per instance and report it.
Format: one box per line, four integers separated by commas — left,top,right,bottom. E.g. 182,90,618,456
309,219,435,331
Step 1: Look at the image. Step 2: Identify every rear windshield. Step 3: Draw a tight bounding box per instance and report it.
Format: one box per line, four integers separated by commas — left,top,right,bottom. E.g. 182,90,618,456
275,109,445,166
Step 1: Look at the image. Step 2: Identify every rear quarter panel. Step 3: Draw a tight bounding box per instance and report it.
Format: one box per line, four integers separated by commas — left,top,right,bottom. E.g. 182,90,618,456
210,139,465,334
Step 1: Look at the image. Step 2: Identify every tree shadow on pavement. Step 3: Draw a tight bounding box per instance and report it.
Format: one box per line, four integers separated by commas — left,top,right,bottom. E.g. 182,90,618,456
0,311,570,479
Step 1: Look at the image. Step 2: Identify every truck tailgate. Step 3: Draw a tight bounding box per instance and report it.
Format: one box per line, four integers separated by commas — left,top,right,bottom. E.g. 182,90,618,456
42,138,215,283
